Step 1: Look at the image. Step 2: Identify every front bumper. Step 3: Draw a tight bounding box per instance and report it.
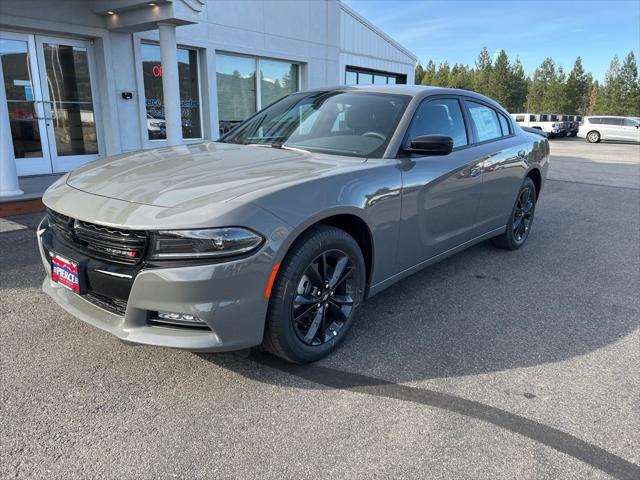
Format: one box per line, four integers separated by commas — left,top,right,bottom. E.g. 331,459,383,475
38,219,273,352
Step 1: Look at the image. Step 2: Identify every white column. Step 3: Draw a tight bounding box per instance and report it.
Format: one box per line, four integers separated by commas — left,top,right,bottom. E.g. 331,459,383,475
158,22,182,147
0,57,23,197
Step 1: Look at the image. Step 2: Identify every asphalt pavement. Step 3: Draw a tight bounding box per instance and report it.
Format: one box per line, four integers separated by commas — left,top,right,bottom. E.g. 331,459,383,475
1,136,639,479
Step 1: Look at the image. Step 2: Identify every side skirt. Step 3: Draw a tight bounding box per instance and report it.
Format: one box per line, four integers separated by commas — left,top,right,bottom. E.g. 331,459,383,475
367,226,506,298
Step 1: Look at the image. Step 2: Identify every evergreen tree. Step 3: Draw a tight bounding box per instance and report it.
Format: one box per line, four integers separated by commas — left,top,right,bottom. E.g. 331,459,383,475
420,60,436,86
595,56,622,114
619,51,639,116
545,66,566,113
528,58,556,112
588,82,598,115
433,61,450,87
474,47,492,95
488,50,511,107
565,57,591,114
509,57,528,112
415,62,425,85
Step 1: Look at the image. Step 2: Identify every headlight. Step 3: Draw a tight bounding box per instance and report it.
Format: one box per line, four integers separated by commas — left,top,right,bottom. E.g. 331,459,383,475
149,228,264,260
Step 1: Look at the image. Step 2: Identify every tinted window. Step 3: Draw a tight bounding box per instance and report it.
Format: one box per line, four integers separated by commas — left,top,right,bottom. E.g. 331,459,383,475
498,113,511,135
221,91,410,158
623,118,639,127
589,117,602,124
604,117,623,125
539,114,549,122
529,115,536,121
466,101,502,142
408,98,468,148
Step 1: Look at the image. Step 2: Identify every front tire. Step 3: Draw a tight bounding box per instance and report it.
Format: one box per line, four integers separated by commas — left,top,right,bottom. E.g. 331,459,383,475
492,177,537,251
587,130,601,143
262,225,366,363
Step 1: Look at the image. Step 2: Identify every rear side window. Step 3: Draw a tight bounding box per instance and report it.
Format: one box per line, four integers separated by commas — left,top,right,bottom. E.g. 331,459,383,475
515,115,525,122
407,98,468,148
623,118,639,127
589,117,602,124
498,113,511,136
539,114,549,122
466,101,502,142
604,117,623,125
529,115,536,121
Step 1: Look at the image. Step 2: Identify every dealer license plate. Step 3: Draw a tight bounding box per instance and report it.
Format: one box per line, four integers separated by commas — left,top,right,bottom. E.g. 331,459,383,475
50,252,80,293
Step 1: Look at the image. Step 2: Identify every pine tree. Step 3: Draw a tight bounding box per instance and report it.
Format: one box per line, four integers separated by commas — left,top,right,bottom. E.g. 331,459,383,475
595,56,622,114
528,58,556,113
433,61,451,87
588,82,598,115
619,52,639,116
565,57,591,115
415,62,425,85
474,47,492,95
509,57,528,112
488,50,511,108
421,60,436,86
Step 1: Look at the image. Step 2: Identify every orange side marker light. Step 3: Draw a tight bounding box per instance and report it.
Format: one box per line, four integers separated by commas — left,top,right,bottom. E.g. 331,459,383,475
265,262,281,299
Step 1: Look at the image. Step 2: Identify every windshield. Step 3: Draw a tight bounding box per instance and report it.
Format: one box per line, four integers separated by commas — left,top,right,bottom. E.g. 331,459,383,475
219,90,410,158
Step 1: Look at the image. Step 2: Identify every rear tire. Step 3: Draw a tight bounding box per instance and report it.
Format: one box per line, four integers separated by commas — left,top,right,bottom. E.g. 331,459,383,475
262,225,366,363
587,130,600,143
492,177,537,251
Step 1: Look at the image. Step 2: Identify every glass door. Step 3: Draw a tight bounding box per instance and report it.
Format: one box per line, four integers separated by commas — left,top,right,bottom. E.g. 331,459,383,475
0,31,52,175
35,35,101,173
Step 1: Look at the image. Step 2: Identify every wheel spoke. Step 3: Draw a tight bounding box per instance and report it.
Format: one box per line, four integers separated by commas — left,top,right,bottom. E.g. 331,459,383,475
330,294,354,307
328,255,349,288
327,302,349,324
320,253,328,286
305,264,323,290
303,307,323,343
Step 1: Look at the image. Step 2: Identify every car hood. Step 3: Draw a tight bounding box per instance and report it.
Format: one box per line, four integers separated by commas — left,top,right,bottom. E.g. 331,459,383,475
66,142,365,208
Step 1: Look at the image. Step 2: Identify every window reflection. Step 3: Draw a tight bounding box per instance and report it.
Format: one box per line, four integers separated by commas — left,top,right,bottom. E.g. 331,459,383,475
0,38,43,158
260,59,298,108
43,43,98,156
141,43,202,140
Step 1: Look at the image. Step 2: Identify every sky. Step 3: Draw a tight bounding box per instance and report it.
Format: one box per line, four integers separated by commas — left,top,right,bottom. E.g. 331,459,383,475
342,0,640,81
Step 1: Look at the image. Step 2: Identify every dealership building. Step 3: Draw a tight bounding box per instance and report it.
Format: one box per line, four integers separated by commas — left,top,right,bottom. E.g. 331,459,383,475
0,0,416,198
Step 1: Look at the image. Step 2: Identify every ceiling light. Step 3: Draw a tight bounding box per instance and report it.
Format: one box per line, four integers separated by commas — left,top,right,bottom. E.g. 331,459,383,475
148,2,157,6
107,11,115,15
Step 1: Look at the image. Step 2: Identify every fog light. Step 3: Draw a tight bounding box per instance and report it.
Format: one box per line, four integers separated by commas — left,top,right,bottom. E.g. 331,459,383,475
153,311,208,328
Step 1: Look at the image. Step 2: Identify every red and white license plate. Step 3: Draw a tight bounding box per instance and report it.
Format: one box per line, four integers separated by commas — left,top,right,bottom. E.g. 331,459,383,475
50,252,80,293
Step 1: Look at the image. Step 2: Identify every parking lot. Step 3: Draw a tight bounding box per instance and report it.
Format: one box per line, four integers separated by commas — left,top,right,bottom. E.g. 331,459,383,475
1,136,639,479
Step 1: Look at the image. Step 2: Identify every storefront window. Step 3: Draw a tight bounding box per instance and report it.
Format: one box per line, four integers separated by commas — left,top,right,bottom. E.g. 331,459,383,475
216,53,299,135
141,43,201,140
345,67,406,85
216,53,256,134
260,59,298,108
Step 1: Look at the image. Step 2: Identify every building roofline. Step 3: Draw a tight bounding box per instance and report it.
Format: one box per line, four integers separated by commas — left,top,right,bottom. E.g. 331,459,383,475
338,1,418,62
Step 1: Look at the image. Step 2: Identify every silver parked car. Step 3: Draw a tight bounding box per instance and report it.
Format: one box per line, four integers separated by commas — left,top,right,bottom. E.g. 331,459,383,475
39,86,549,363
578,115,640,143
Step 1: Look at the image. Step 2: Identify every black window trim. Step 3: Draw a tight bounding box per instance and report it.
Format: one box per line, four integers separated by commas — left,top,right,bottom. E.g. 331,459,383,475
398,94,474,157
462,96,515,147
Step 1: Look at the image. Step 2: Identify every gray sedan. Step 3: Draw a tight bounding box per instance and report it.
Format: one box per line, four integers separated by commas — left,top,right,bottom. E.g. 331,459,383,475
39,85,549,363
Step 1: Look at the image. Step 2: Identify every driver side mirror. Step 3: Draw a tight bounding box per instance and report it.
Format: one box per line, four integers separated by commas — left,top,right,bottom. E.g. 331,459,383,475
405,135,453,156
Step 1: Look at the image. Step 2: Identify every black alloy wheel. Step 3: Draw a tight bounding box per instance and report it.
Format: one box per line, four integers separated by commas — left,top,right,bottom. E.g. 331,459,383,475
292,250,355,346
262,225,365,363
491,176,537,250
512,186,535,244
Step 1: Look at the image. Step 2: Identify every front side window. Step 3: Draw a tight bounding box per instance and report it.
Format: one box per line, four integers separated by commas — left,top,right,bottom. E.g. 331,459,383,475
623,118,639,127
466,101,502,142
407,98,468,148
220,91,410,158
141,43,201,140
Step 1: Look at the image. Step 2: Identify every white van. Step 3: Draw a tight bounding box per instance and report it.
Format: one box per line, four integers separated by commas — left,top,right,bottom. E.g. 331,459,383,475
511,113,562,137
578,116,640,143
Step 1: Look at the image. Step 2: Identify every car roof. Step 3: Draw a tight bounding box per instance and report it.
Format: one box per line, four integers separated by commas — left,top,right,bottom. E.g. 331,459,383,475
303,84,508,112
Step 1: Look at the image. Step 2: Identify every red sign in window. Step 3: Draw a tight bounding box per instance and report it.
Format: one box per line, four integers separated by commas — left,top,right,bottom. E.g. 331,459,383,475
152,65,163,77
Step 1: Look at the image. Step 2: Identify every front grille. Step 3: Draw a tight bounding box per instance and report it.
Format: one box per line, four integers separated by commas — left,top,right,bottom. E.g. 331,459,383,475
47,209,147,265
85,292,128,316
